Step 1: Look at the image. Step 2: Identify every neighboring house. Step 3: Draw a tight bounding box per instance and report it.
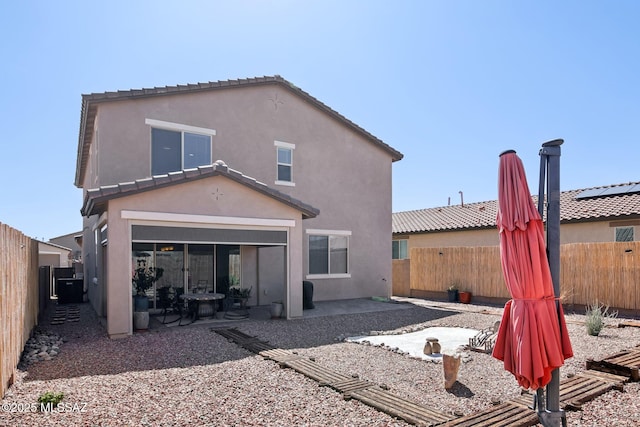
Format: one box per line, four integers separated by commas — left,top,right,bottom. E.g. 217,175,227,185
75,75,403,338
49,231,83,263
393,181,640,256
38,240,72,269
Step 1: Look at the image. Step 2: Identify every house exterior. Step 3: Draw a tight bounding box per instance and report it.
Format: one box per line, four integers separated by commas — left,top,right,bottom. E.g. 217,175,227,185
38,241,72,269
74,76,403,338
49,231,83,266
393,181,640,256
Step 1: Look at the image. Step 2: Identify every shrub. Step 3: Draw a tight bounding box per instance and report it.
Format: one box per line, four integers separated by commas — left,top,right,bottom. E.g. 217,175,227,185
38,391,64,406
585,301,617,336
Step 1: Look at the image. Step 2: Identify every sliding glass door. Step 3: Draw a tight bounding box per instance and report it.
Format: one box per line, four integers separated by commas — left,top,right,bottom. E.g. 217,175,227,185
132,242,240,310
188,244,214,293
154,244,185,309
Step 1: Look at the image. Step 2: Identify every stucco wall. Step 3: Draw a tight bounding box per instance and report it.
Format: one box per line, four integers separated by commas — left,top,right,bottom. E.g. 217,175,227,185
398,220,635,253
560,221,636,243
38,243,71,268
103,175,304,337
89,84,395,305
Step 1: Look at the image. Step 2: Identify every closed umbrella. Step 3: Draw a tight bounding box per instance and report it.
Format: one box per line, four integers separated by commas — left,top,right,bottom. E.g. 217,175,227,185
492,150,573,390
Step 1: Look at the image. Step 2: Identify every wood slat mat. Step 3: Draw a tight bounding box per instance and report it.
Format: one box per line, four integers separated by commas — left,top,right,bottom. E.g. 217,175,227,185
586,345,640,381
214,328,456,426
51,305,81,325
443,370,628,427
439,402,538,427
511,371,626,411
350,386,456,427
618,320,640,328
215,328,275,353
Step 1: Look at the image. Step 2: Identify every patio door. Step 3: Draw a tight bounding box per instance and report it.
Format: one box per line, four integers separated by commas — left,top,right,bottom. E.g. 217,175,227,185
215,245,241,300
132,242,242,309
188,244,214,293
153,243,185,309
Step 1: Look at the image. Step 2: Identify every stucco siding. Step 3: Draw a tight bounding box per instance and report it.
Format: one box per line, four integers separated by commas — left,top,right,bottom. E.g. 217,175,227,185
401,220,632,255
405,228,499,249
102,175,305,337
91,85,394,304
79,80,398,335
560,221,633,243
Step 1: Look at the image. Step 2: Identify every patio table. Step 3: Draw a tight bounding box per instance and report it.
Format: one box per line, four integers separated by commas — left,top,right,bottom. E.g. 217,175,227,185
180,292,225,322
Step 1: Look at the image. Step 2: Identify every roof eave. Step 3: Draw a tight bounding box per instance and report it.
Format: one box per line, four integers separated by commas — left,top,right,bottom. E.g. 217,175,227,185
80,163,320,220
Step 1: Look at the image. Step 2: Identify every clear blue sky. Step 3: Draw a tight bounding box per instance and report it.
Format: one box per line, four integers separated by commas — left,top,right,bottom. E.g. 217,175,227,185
1,0,639,241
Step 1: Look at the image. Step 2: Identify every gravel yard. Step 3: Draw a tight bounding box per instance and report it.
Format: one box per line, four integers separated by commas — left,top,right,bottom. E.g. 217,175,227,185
1,298,639,427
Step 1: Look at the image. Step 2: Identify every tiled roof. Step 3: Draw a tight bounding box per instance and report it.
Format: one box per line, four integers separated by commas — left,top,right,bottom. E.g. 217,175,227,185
393,181,640,234
80,160,320,219
75,75,403,187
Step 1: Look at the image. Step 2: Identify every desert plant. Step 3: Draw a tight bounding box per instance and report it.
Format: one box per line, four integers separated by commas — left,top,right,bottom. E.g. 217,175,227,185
38,391,64,407
585,301,618,336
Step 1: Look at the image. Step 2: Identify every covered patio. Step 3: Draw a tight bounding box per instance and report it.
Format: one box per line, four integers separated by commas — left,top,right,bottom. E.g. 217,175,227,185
81,161,319,338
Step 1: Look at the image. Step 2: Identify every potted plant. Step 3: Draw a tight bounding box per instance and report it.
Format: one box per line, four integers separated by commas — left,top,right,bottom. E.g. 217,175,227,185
132,257,163,329
458,290,472,304
447,283,459,302
227,285,252,308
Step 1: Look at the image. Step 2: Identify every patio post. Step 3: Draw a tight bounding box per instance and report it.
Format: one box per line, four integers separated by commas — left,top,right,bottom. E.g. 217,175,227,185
537,138,566,427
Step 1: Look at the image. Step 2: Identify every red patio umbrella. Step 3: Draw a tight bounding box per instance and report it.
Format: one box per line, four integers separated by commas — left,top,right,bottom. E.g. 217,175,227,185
492,150,573,390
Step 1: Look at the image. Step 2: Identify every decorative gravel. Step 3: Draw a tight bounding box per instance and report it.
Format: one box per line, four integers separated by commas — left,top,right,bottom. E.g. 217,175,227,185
1,299,639,426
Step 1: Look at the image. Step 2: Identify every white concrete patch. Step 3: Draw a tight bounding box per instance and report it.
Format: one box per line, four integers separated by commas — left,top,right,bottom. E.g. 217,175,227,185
347,327,479,361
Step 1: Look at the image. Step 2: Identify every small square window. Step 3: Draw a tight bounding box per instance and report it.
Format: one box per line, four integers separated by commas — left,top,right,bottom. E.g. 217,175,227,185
615,226,634,242
392,240,408,259
307,231,350,277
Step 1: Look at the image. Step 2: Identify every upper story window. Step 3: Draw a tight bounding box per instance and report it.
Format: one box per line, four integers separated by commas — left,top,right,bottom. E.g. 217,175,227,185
274,140,295,186
615,226,634,242
392,239,408,259
146,119,215,176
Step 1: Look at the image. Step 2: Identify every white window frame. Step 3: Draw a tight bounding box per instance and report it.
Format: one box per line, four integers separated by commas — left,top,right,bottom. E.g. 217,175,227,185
146,119,216,175
275,140,295,187
392,239,408,259
306,229,351,279
145,119,217,137
615,226,635,242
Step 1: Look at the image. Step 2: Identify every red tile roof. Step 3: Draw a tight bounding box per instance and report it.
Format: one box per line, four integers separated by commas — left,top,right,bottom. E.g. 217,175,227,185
81,160,319,219
393,181,640,234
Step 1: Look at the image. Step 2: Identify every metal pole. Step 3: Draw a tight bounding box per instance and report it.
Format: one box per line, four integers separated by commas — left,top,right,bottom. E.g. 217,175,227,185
538,138,566,427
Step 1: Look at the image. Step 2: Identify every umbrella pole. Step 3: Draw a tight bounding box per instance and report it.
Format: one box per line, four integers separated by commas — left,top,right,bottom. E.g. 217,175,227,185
537,139,566,427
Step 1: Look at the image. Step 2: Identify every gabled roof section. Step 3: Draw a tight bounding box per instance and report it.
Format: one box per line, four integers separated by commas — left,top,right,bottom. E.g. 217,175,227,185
75,75,403,187
38,240,73,252
393,181,640,234
81,160,320,219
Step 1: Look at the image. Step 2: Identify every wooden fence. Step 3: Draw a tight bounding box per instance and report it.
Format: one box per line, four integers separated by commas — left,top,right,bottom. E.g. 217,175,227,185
394,241,640,312
1,223,39,398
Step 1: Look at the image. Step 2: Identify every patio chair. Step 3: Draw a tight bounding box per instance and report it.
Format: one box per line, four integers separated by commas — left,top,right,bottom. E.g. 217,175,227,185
157,286,185,324
467,320,500,353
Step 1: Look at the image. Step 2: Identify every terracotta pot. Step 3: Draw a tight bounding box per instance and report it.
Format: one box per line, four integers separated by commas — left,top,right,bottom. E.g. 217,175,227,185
458,291,472,304
443,354,461,389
